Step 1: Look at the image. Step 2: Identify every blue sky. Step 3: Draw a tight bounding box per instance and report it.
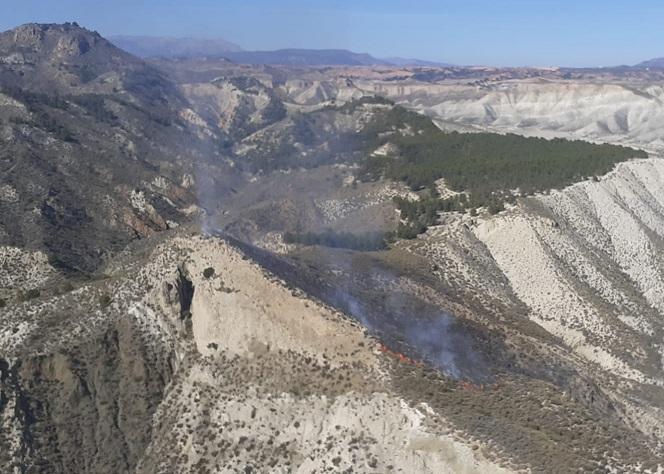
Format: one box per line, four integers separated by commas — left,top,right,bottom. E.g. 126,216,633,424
1,0,662,67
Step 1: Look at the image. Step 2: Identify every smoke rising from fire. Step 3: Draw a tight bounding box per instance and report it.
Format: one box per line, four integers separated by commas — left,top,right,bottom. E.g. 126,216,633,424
328,258,490,383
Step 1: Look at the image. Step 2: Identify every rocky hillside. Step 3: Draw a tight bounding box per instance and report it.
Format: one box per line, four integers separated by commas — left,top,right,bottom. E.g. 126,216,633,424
404,158,664,439
3,232,662,473
0,233,511,473
0,23,241,273
2,23,664,473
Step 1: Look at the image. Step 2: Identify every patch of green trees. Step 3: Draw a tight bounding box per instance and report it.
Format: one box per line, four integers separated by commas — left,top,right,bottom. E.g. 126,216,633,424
355,105,646,238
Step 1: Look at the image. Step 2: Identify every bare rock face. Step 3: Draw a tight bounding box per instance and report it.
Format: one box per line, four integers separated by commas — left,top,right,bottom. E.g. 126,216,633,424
11,24,44,49
182,76,286,142
54,33,91,57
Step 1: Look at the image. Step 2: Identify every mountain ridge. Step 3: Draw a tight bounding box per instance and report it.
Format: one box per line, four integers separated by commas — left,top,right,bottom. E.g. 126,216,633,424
382,56,454,67
634,57,664,68
223,48,392,66
0,22,224,272
109,34,243,58
105,34,664,69
107,34,452,67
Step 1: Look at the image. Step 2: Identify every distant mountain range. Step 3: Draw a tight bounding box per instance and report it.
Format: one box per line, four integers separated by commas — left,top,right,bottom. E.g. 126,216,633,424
108,35,664,69
109,35,243,58
223,49,393,66
634,57,664,69
109,35,451,67
382,57,453,67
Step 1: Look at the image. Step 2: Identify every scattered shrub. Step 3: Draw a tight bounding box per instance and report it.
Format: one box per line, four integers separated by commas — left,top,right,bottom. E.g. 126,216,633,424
18,289,40,301
99,293,112,308
488,200,505,215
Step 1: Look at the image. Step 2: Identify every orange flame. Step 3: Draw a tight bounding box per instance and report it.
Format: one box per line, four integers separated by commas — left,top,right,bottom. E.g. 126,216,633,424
378,343,423,366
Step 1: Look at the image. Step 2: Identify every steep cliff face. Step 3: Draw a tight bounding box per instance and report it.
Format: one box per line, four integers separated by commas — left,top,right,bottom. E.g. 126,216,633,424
0,318,174,473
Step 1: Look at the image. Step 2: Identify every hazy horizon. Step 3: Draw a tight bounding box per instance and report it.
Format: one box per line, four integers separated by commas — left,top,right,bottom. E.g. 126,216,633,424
1,0,664,67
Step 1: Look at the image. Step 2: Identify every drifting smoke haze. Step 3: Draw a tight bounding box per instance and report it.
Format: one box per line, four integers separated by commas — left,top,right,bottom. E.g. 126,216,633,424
331,279,490,382
321,250,491,383
185,119,244,237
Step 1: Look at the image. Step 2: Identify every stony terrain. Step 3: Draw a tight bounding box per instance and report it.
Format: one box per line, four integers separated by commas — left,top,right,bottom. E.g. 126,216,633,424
2,22,664,474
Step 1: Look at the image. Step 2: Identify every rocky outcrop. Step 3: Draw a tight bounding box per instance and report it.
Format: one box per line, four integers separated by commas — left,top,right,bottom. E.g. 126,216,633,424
181,76,286,141
135,236,514,473
0,247,55,290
